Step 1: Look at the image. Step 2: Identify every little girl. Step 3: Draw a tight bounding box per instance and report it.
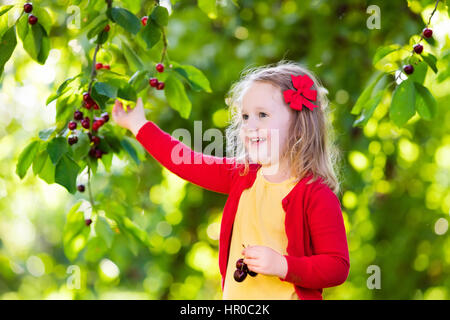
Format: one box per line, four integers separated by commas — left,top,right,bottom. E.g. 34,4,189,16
112,60,349,300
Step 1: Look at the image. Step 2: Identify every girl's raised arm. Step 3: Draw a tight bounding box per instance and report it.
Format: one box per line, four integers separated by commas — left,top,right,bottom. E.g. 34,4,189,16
113,98,237,194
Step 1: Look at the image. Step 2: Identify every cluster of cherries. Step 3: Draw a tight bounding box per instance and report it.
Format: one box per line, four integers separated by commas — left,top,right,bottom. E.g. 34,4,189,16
149,63,165,90
23,3,38,25
403,27,433,75
234,245,258,282
140,15,166,89
95,63,110,70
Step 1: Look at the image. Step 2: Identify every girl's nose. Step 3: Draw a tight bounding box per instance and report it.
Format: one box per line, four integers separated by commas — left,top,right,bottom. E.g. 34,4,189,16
243,115,260,131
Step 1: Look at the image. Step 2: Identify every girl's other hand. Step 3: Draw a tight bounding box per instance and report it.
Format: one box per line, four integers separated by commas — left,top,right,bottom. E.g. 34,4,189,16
242,245,288,279
112,97,148,136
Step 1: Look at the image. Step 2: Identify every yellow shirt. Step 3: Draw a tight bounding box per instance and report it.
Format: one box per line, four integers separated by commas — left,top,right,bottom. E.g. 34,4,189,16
222,169,299,300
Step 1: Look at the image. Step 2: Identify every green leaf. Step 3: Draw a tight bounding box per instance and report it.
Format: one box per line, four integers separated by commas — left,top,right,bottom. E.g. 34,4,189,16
122,42,144,71
91,81,117,109
36,151,55,184
198,0,218,19
55,96,73,133
389,79,416,127
71,131,90,162
92,81,117,99
32,148,48,175
172,62,212,92
101,151,113,172
165,74,192,119
16,140,41,179
55,154,81,194
120,138,140,164
46,74,81,105
63,202,90,261
31,7,53,35
0,5,14,17
0,26,16,77
372,44,400,65
21,23,50,65
38,126,56,141
421,52,437,73
86,156,98,175
353,89,385,127
47,137,69,165
140,19,161,49
87,19,108,39
351,72,384,115
414,82,436,120
102,129,122,153
95,29,109,45
150,5,169,27
117,83,137,101
407,61,428,85
129,70,150,92
84,236,108,262
109,7,141,35
114,214,150,248
95,216,114,248
16,14,29,42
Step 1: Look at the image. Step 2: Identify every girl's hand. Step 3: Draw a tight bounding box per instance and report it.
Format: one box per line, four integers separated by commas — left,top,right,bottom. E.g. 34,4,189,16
112,97,148,136
242,245,288,279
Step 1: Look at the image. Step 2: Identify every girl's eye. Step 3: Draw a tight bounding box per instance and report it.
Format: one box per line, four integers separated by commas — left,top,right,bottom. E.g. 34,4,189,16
242,114,249,120
259,112,267,118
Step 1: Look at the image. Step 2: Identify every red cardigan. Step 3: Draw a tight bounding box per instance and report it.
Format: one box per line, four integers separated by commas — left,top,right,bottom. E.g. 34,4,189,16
136,121,350,300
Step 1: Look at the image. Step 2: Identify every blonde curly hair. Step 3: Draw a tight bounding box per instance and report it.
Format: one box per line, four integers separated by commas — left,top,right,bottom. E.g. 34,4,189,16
224,59,342,195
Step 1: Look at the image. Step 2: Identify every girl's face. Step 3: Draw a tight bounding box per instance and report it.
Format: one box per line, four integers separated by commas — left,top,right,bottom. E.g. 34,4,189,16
240,81,294,170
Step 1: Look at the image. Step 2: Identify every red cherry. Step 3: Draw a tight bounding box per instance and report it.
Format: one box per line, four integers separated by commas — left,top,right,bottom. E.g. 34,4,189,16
423,28,433,38
233,269,247,282
68,121,77,130
95,149,103,159
89,148,96,158
92,122,100,131
74,110,83,120
156,63,164,73
83,92,90,101
248,269,257,277
403,64,414,75
28,15,38,25
92,136,100,145
149,78,158,87
93,103,99,110
24,3,33,13
68,136,78,145
236,258,245,270
104,24,110,32
101,112,109,122
96,63,103,70
103,64,110,70
413,44,423,54
85,218,92,226
156,81,165,90
81,117,90,129
77,184,85,192
141,16,148,26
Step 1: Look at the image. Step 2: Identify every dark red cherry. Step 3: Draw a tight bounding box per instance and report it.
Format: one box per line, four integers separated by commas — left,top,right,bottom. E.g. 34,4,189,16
233,269,247,282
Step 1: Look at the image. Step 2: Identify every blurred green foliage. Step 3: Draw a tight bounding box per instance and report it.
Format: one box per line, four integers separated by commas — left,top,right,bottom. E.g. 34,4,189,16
0,0,449,300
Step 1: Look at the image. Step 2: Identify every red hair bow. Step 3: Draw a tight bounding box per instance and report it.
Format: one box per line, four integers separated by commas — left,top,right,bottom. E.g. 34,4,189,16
283,74,319,111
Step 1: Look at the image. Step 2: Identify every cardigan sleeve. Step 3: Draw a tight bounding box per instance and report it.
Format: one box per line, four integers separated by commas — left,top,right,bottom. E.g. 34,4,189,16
279,185,350,289
135,121,236,194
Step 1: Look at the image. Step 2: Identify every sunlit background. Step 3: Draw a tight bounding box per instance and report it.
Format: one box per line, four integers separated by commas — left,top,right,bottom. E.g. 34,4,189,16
0,0,449,299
